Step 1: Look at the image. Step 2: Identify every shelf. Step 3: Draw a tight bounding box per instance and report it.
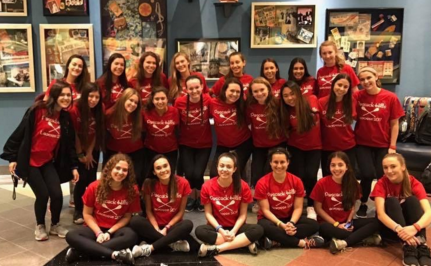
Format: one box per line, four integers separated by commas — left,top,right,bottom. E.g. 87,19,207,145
214,2,243,17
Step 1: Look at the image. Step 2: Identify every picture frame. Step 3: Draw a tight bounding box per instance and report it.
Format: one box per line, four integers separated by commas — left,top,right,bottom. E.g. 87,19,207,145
325,8,404,85
100,0,168,80
0,24,35,93
39,24,95,90
0,0,27,17
251,2,317,48
176,38,240,81
43,0,89,16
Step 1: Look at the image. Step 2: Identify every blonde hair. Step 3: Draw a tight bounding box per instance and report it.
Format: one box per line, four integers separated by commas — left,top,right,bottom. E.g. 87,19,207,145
169,52,191,101
319,41,345,71
383,153,412,198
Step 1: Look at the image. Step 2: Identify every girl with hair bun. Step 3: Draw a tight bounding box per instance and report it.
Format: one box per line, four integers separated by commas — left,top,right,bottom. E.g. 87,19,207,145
287,57,316,97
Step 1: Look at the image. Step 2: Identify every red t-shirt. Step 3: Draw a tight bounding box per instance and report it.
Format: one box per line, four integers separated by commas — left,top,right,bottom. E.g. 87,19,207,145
246,103,285,147
46,79,79,100
270,78,286,99
287,95,322,150
168,72,209,98
68,103,96,148
254,172,305,220
30,108,61,167
83,180,141,229
354,89,404,148
174,94,212,148
316,65,360,99
210,98,251,147
200,178,253,227
310,175,360,223
300,76,317,96
143,106,179,153
318,96,356,151
144,176,192,226
106,108,144,153
97,78,127,109
211,74,254,97
129,73,169,105
370,175,427,201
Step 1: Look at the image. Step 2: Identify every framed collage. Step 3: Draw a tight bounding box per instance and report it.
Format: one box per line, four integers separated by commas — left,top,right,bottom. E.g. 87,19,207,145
0,0,27,16
251,2,317,48
43,0,89,16
325,8,404,84
39,24,95,90
176,38,240,81
0,24,35,93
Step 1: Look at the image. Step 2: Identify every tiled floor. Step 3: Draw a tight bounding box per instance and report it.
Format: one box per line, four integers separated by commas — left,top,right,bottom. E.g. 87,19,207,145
0,175,427,266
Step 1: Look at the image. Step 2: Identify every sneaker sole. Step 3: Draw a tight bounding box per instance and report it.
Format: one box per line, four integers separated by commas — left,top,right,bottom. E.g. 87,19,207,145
35,236,49,241
50,232,66,238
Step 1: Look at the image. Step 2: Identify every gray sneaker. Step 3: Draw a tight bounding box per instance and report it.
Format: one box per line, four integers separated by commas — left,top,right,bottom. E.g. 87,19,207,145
169,240,190,252
362,233,382,246
35,224,49,241
131,242,152,258
49,224,68,238
248,242,258,255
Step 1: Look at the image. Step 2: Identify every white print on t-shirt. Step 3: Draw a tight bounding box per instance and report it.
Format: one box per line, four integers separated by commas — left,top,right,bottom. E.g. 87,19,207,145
250,112,266,129
302,84,313,95
152,192,183,212
322,110,346,127
112,84,123,101
325,191,343,211
140,85,151,100
110,123,132,139
102,203,122,215
152,124,170,136
358,102,386,122
182,106,208,125
320,74,337,88
77,117,96,134
98,199,129,220
272,194,292,206
214,109,237,126
39,116,61,139
273,89,280,98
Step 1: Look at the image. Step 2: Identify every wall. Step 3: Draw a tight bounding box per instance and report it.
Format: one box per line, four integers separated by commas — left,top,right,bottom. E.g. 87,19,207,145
0,0,430,165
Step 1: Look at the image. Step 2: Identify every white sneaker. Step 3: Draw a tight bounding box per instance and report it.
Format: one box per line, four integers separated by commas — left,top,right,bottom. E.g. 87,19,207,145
35,224,49,241
306,207,317,220
248,242,258,255
169,240,190,252
49,224,68,238
132,242,152,258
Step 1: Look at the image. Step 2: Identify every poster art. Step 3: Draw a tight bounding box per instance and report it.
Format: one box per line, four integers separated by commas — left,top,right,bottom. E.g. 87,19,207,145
43,0,89,16
0,0,26,16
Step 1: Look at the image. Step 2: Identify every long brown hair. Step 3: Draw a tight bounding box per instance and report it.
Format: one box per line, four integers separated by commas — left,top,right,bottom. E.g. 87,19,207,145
383,153,412,198
225,52,246,79
279,81,315,136
32,80,72,117
319,41,345,72
144,154,178,202
97,53,128,103
96,153,137,203
326,73,354,124
247,77,282,139
63,54,90,93
146,86,168,111
218,78,246,128
169,52,191,101
109,88,142,141
218,151,242,195
136,51,162,88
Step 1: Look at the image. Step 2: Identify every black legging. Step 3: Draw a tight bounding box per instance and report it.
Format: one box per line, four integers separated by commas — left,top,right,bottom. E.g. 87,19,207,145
319,218,380,246
195,224,264,244
356,145,387,202
143,148,178,182
104,148,145,189
287,145,321,207
74,150,100,213
27,162,62,225
179,145,211,190
381,196,426,241
210,137,253,179
321,147,358,178
129,215,194,251
258,216,319,247
66,226,138,258
251,143,285,188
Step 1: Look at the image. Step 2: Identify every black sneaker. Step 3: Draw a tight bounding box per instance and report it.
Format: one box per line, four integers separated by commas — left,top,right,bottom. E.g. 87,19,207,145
403,244,419,266
417,244,431,266
198,244,219,257
185,198,195,212
114,249,134,265
196,198,204,212
73,211,84,225
356,204,368,218
65,248,80,263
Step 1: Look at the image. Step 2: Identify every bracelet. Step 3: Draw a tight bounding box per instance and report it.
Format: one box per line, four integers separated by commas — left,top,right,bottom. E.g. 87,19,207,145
413,223,421,232
389,145,397,150
276,221,282,227
106,230,112,236
289,220,296,226
96,231,103,237
77,152,85,158
333,221,340,227
393,224,401,232
165,224,171,231
215,225,223,232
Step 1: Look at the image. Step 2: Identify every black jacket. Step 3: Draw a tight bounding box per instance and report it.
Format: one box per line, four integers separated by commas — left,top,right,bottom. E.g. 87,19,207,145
0,106,78,183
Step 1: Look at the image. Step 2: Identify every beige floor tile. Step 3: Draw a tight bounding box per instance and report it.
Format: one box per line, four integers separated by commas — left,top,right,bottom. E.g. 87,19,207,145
0,219,20,232
15,235,67,258
0,250,49,266
0,241,26,259
0,224,34,241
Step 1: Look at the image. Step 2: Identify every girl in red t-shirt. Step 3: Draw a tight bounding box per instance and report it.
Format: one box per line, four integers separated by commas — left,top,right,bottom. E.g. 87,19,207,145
209,78,252,178
318,73,357,177
105,88,144,187
316,41,359,99
174,75,212,212
168,52,208,102
354,67,405,218
196,152,263,257
96,53,130,109
128,51,169,105
69,83,105,225
310,151,381,255
280,80,321,220
65,153,140,265
44,54,90,101
260,58,286,99
287,57,317,97
371,153,431,266
130,155,196,258
255,148,323,249
211,52,253,97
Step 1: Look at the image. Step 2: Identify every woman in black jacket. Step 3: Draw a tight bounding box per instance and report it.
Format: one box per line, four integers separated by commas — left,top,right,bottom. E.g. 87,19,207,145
1,81,79,241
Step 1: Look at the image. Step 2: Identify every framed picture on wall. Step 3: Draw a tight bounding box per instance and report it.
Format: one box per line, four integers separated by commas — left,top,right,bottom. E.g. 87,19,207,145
39,24,95,90
0,0,27,16
325,8,404,85
0,24,35,93
100,0,167,80
251,2,317,48
43,0,89,16
176,38,240,81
